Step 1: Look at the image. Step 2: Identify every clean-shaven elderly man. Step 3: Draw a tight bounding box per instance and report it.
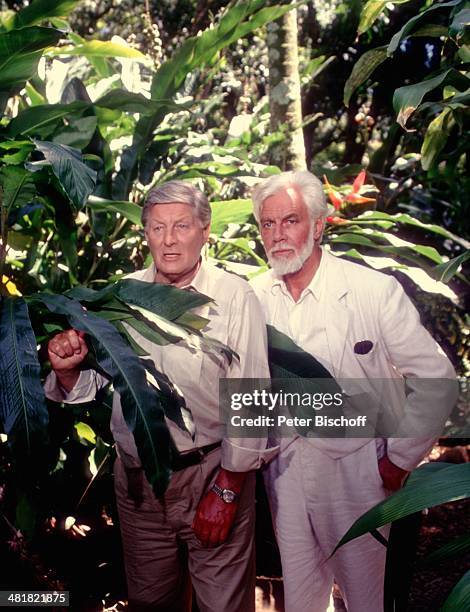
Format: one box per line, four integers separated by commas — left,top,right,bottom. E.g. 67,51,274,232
249,170,457,611
44,180,275,612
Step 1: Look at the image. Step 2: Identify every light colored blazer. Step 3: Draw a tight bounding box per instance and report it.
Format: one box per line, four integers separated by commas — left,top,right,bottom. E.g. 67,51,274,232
251,249,458,471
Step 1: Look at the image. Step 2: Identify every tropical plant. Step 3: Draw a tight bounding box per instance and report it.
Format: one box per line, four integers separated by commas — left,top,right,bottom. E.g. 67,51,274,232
344,0,470,237
333,461,470,611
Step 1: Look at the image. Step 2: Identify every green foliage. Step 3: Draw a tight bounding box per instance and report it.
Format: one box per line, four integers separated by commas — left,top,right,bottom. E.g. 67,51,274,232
357,0,413,36
333,461,470,610
0,296,49,457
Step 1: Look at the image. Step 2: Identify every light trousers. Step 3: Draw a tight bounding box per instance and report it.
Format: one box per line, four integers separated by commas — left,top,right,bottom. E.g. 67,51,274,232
114,449,256,612
264,438,389,612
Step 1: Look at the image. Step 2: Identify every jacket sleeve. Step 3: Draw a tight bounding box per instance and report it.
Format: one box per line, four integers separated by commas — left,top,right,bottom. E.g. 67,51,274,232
220,287,278,472
44,369,109,403
379,277,458,471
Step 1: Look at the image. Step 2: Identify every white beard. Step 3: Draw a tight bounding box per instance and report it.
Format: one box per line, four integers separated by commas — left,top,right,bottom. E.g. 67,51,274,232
267,231,315,277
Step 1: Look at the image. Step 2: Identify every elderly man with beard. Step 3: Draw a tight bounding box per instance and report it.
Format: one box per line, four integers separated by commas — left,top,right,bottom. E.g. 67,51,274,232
249,170,456,611
44,180,275,612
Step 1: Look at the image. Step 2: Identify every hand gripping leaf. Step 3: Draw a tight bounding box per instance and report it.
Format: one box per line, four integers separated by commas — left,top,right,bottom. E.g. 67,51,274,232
35,293,172,496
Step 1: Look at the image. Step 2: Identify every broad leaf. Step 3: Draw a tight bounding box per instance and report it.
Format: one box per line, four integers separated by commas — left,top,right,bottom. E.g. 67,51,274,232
4,0,79,30
267,325,334,379
53,116,98,149
344,46,388,106
333,462,470,554
421,107,454,170
0,297,49,457
33,293,172,496
86,195,142,225
114,280,212,321
393,69,470,128
441,569,470,611
0,26,61,95
0,166,36,213
114,0,299,198
388,0,463,55
49,40,147,60
31,140,97,209
449,7,470,40
8,102,88,138
358,0,412,36
210,199,254,235
432,250,470,282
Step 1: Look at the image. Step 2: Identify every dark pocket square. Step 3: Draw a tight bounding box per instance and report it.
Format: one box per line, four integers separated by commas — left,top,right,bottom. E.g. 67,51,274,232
354,340,374,355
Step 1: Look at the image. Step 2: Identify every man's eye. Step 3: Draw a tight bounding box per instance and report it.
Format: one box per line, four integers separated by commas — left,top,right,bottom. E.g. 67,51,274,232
176,223,189,230
262,221,272,229
286,218,297,225
153,225,164,232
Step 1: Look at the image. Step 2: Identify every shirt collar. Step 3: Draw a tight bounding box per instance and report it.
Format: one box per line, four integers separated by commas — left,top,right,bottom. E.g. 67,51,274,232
270,247,326,302
141,258,208,293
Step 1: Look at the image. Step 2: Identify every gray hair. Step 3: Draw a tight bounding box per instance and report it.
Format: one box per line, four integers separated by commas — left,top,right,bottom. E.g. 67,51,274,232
252,171,328,222
142,180,211,227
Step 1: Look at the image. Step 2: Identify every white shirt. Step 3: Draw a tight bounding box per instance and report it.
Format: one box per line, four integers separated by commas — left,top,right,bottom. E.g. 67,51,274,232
251,249,334,375
45,260,276,472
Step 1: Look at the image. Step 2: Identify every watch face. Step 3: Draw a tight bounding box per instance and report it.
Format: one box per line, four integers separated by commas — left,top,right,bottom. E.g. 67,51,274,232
222,489,236,503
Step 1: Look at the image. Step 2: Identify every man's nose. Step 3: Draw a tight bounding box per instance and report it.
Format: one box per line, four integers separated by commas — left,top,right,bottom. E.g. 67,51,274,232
163,227,176,245
272,224,285,243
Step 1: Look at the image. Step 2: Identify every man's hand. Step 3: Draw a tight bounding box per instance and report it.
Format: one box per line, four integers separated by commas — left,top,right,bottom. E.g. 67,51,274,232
48,329,88,392
192,468,246,547
378,454,409,491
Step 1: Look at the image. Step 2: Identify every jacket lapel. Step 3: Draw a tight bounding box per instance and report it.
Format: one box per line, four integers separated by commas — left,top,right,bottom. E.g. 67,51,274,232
322,251,351,377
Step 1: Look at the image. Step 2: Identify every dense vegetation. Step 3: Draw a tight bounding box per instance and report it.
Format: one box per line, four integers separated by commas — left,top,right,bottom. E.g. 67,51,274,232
0,0,468,609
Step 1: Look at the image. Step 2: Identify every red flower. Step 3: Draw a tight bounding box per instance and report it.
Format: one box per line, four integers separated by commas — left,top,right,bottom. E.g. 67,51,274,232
323,175,343,210
352,169,366,193
326,216,348,225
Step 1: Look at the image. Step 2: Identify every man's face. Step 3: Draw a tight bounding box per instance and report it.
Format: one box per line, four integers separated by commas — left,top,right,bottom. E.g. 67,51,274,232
259,187,323,276
144,203,210,279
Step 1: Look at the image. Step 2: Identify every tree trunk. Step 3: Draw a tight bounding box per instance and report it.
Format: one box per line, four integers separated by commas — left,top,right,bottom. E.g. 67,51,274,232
267,5,306,171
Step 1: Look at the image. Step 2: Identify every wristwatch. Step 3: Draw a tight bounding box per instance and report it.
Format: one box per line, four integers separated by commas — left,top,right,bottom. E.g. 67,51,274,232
211,483,238,503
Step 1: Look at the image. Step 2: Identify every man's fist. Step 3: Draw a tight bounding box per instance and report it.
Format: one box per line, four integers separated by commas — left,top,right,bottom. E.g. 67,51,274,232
48,329,88,371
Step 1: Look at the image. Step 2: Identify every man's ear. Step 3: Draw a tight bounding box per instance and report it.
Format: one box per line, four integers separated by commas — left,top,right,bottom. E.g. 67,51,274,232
313,217,325,241
202,223,211,242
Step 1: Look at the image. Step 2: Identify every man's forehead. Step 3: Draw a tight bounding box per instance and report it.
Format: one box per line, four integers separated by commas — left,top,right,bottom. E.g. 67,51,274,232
260,186,307,216
147,202,195,220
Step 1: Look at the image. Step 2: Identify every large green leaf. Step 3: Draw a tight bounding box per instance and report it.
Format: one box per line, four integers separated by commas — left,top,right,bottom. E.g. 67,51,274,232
432,250,470,282
0,297,49,456
113,0,298,198
53,115,98,149
30,140,97,209
33,293,172,496
441,569,470,612
357,0,412,36
0,26,61,95
344,46,388,106
0,166,36,213
449,7,470,40
210,199,254,235
267,325,334,379
86,195,142,225
8,102,88,137
114,279,213,321
48,40,147,61
4,0,79,30
388,0,463,55
393,69,470,128
333,462,470,554
421,107,454,170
